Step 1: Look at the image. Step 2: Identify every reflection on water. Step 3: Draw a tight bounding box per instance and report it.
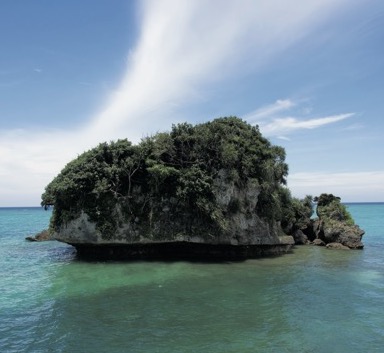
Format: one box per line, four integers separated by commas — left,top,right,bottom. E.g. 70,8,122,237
1,205,384,353
9,246,378,353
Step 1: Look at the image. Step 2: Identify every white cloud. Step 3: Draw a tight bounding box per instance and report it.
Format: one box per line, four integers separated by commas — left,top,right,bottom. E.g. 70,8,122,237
260,113,354,135
90,0,351,141
244,98,354,136
245,99,296,122
0,0,360,205
0,128,98,206
276,135,291,141
288,171,384,202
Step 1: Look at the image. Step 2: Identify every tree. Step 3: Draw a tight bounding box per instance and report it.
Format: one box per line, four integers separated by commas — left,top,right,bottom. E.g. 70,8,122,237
315,193,354,225
42,117,290,238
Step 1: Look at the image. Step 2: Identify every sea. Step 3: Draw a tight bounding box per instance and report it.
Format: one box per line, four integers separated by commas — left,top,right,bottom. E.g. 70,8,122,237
0,203,383,353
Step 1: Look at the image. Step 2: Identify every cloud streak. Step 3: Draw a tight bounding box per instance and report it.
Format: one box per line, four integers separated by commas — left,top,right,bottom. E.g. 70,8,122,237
90,0,351,141
244,98,354,136
245,99,296,121
0,0,364,205
260,112,354,135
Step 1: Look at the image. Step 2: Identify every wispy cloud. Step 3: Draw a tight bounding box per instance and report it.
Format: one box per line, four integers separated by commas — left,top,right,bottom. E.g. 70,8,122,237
0,0,363,205
245,99,296,122
260,112,354,135
244,98,354,137
89,0,351,141
276,135,291,141
0,127,106,206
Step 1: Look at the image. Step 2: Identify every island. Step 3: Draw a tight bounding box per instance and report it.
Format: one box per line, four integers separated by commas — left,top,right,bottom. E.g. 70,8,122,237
41,117,364,260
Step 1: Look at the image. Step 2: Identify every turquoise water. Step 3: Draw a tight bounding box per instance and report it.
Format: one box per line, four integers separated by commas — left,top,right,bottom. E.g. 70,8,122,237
0,204,383,352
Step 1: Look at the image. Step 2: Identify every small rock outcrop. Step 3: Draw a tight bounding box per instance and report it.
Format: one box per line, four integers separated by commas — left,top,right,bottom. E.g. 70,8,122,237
302,194,364,249
25,229,54,242
326,242,350,250
320,222,364,249
312,238,325,246
292,229,309,245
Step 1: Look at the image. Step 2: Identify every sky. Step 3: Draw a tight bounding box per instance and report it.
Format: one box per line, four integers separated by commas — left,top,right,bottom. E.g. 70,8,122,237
0,0,383,206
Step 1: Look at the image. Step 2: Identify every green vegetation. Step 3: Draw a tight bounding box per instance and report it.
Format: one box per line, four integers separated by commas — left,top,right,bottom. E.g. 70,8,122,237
280,192,313,234
42,117,291,239
314,193,355,226
41,116,361,248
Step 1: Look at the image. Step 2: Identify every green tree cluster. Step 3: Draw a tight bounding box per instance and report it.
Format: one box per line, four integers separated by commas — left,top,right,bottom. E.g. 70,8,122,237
280,192,314,234
314,193,354,226
42,117,291,239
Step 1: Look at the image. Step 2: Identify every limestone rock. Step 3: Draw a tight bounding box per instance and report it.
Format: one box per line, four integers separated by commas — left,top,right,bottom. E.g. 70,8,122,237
55,172,289,249
326,242,350,250
312,238,325,246
53,169,294,260
312,194,365,249
26,229,53,242
292,229,308,245
322,223,364,249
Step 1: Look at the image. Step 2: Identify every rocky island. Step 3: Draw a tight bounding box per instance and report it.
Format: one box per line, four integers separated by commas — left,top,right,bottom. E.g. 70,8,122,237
41,117,364,260
304,194,364,250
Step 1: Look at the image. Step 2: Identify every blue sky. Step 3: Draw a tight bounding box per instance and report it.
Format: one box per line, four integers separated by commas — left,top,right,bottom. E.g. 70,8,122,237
0,0,383,206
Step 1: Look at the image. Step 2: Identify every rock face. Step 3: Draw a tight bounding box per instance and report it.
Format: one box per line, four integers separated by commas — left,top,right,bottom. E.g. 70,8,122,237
41,120,364,259
54,170,294,260
43,118,295,260
326,242,350,250
312,238,325,246
301,194,365,249
26,229,53,242
321,222,364,249
304,219,364,249
292,229,309,245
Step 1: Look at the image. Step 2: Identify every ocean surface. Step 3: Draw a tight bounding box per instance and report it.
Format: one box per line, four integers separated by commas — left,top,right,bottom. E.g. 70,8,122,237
0,204,383,353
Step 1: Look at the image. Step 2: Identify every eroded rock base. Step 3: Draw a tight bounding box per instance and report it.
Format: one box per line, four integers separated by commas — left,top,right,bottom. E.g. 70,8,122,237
73,242,293,261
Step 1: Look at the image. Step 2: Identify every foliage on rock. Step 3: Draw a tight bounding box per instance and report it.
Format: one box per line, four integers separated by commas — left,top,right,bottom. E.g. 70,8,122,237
314,193,354,226
280,192,313,234
41,117,289,240
307,193,364,249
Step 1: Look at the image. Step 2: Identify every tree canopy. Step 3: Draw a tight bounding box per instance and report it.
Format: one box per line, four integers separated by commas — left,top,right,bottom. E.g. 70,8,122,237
315,193,354,226
42,117,291,238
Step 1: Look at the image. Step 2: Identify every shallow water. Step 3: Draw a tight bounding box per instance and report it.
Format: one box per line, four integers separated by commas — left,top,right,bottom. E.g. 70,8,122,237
0,204,383,352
